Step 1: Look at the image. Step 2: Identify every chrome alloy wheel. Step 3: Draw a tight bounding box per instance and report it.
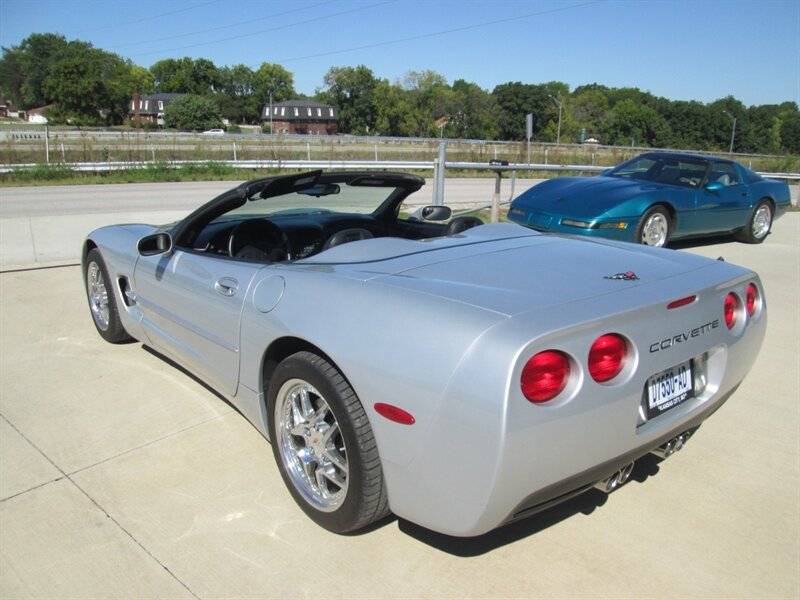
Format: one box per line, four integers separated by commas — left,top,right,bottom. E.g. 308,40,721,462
641,213,669,247
86,261,110,331
275,378,349,512
752,204,772,240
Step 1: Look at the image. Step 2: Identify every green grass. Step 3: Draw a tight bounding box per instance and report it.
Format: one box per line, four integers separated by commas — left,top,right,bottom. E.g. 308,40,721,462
0,161,282,186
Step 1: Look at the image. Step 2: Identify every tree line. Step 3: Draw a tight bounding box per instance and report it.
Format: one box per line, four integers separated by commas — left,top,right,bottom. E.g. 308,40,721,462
1,33,798,154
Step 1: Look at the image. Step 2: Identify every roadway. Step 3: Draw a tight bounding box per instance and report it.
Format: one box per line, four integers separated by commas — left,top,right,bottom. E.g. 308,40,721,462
0,183,798,598
0,178,540,270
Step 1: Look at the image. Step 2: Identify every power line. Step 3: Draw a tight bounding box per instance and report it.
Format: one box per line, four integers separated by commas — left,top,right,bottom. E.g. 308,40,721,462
107,0,337,51
61,1,221,36
278,1,604,63
128,0,396,60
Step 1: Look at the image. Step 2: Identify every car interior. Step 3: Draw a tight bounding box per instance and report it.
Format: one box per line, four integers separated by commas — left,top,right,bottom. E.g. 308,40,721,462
172,171,486,263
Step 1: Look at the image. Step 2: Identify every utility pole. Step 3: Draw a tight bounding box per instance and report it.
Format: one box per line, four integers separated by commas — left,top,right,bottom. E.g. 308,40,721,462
549,95,563,145
723,110,737,154
526,113,533,164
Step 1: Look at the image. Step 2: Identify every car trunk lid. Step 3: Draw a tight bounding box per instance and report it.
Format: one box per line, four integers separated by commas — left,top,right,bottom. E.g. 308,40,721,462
324,225,731,317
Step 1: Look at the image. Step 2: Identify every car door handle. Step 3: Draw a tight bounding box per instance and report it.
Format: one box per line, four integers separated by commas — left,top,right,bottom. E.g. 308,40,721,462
214,277,238,297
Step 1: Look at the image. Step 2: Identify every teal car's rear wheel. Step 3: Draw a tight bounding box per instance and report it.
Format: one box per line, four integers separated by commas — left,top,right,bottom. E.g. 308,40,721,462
635,206,671,247
736,200,773,244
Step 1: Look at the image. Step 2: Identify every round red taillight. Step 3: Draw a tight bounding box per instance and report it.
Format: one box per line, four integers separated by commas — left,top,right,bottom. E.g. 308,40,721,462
724,293,739,329
746,283,759,317
588,334,627,382
521,351,570,403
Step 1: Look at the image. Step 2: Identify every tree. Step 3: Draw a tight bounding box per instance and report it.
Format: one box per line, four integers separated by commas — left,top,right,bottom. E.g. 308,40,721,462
253,63,295,105
317,65,381,134
746,104,785,154
127,65,155,97
708,97,747,152
569,88,610,141
662,101,708,149
400,70,455,137
450,80,498,139
373,80,416,136
780,111,800,154
150,57,221,95
602,99,669,147
163,94,222,130
41,45,142,125
0,33,88,108
216,64,259,123
492,82,536,140
492,81,569,141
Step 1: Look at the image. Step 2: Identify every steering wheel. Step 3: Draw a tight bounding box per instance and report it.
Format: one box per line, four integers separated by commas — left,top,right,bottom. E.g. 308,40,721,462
228,219,291,262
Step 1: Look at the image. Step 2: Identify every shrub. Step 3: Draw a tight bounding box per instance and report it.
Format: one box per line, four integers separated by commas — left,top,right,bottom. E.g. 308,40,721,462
164,95,222,131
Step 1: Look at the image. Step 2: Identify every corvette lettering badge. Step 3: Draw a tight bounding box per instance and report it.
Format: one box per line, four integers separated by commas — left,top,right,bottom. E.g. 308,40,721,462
604,271,639,281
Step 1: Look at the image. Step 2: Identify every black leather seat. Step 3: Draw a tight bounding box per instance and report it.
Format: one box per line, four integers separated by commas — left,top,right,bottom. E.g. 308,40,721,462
322,228,374,250
443,216,484,235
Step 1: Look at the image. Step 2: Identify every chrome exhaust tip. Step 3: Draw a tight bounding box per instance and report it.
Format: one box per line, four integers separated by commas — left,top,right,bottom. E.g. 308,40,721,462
593,462,635,493
651,431,692,459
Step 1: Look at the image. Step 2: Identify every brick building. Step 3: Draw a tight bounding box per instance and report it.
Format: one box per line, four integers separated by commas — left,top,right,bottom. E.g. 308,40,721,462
262,100,338,135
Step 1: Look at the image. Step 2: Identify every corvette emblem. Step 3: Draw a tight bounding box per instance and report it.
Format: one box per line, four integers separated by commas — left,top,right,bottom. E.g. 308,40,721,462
604,271,639,281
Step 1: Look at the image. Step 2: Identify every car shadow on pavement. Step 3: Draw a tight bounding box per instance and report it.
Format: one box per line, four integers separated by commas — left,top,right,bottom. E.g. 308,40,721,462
397,455,664,556
142,345,239,412
667,233,740,250
139,344,671,555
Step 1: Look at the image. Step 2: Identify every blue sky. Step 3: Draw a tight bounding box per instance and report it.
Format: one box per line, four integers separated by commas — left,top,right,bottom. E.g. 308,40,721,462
1,0,798,106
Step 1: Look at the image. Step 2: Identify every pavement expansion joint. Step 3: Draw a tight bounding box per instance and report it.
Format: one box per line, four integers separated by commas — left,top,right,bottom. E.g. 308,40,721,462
0,412,201,599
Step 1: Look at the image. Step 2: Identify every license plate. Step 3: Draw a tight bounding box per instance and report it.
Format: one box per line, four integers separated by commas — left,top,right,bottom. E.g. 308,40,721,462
646,360,693,419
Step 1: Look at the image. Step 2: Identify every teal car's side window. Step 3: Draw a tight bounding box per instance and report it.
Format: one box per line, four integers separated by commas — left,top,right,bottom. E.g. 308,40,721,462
709,162,742,187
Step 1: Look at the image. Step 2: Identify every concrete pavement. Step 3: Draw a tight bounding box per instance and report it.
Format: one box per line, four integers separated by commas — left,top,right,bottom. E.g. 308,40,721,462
0,193,798,597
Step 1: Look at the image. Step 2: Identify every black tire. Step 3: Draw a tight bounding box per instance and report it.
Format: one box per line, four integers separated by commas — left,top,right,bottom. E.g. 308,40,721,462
634,206,671,247
267,351,389,533
735,200,773,244
84,248,132,343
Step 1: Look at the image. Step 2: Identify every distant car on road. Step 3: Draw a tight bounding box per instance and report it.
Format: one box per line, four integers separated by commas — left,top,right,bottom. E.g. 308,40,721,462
201,128,225,135
508,152,791,247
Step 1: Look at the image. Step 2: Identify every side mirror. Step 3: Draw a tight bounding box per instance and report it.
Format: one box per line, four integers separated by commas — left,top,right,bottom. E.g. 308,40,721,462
705,181,724,192
137,232,173,256
415,205,452,222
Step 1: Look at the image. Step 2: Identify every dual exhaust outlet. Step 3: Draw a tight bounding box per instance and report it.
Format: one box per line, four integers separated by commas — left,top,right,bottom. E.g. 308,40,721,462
649,431,692,459
593,461,634,493
593,430,693,493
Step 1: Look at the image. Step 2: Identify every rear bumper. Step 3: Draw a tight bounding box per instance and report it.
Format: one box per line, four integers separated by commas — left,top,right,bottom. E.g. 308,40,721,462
503,383,736,526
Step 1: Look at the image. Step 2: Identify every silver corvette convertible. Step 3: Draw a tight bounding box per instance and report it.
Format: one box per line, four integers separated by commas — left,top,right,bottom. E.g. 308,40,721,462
82,171,765,537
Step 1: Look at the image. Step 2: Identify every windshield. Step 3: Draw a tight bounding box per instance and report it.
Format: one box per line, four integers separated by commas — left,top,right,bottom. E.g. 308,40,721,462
212,182,400,224
607,155,709,188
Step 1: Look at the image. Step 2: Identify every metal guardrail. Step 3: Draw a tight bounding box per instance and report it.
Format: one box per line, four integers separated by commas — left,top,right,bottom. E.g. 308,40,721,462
2,158,796,179
0,159,436,173
0,159,611,174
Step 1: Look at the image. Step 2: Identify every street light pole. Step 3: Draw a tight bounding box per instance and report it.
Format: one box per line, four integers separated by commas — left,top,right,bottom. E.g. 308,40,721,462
723,110,736,154
269,92,273,134
549,95,563,146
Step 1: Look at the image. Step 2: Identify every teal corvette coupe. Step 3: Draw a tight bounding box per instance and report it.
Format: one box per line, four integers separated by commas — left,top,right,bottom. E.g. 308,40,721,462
508,152,792,247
